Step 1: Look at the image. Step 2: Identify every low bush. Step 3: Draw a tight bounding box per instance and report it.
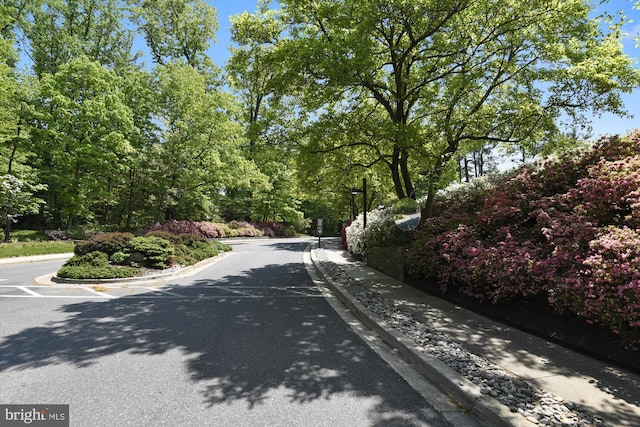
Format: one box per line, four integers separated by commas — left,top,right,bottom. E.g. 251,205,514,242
255,221,295,237
75,232,135,256
140,220,225,238
57,265,140,279
222,221,264,237
127,236,174,269
345,207,406,259
58,251,140,279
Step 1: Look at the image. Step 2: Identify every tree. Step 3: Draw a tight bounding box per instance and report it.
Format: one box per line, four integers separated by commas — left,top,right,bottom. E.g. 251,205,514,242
264,0,640,215
226,2,309,224
33,56,134,230
128,0,217,70
19,0,135,77
0,174,46,242
145,61,266,221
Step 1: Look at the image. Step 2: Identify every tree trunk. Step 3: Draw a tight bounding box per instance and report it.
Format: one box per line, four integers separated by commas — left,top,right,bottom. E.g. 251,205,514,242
390,147,406,199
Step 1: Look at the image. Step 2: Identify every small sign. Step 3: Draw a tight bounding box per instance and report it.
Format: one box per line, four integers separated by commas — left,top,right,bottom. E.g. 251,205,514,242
317,218,323,236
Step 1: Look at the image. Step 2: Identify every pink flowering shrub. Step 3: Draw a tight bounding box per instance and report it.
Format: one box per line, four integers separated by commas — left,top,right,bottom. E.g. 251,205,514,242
408,130,640,346
222,221,264,237
255,221,296,237
141,220,226,238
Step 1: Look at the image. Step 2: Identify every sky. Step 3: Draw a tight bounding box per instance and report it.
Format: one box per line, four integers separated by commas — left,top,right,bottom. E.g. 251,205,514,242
206,1,640,139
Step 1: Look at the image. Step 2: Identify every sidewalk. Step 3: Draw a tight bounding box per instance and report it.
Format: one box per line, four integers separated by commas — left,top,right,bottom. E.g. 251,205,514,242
310,238,640,427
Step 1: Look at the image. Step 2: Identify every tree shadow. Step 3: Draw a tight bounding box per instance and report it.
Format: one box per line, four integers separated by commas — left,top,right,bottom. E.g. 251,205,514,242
0,259,448,426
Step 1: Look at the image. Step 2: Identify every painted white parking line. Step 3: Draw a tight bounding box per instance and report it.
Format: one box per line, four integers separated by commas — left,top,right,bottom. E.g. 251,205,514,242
146,287,185,297
17,286,42,297
82,287,117,298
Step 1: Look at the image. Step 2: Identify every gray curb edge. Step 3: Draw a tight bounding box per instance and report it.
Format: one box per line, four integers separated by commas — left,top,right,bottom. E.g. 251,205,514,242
309,243,524,427
40,252,234,285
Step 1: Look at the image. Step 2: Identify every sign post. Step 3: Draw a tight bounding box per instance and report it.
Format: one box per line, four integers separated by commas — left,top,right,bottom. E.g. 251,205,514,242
317,218,323,246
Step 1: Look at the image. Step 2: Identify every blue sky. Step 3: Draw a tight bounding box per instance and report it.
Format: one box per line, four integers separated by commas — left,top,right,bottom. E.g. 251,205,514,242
207,1,640,138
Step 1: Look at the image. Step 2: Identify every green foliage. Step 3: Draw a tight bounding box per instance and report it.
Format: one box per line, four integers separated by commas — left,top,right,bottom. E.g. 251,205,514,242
146,232,219,266
57,265,140,279
109,251,129,265
127,235,174,269
74,232,135,256
34,56,135,228
256,0,640,214
129,0,218,69
58,250,140,280
65,251,110,267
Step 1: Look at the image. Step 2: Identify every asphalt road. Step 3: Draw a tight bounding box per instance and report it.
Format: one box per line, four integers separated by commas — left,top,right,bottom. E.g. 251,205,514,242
0,238,457,426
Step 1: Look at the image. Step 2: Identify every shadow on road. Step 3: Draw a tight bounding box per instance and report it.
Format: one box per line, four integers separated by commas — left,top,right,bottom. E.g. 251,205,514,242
0,259,445,426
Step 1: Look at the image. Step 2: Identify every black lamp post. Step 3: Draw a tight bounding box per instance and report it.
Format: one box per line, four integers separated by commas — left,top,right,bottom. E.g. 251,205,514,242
351,177,367,228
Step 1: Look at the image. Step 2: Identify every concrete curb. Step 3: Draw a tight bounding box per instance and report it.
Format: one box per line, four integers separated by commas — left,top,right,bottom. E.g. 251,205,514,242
37,252,235,286
309,244,524,427
0,253,74,266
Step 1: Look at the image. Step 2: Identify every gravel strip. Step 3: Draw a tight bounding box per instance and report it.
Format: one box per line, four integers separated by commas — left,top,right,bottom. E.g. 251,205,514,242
315,251,606,427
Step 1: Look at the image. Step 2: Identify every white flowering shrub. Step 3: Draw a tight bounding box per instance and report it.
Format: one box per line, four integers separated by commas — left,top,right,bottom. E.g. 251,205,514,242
345,207,403,258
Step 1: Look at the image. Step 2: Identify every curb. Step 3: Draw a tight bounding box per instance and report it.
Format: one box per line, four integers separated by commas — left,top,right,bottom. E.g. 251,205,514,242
0,253,74,266
38,252,235,286
309,244,524,427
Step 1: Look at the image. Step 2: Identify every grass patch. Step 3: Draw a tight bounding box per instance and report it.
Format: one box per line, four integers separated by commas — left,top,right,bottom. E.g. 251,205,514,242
0,241,75,258
9,229,49,241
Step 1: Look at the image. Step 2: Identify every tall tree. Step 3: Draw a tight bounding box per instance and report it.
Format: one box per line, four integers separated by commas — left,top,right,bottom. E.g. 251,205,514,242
265,0,640,214
227,2,309,224
146,61,266,221
20,0,135,77
33,56,134,229
128,0,217,70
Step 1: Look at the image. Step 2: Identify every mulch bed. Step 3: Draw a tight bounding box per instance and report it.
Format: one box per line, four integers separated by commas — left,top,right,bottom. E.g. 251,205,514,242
404,275,640,375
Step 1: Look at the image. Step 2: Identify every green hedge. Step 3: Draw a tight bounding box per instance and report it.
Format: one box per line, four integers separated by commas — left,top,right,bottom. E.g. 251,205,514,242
58,251,140,279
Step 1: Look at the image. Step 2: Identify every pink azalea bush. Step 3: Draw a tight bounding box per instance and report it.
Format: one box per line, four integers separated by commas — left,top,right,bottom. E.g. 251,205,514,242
141,220,226,238
407,131,640,346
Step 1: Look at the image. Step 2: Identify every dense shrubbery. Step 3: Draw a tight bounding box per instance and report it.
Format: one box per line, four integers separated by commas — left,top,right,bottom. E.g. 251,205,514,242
404,131,640,346
140,219,299,238
74,232,135,256
255,221,297,237
345,207,407,259
144,231,231,266
57,230,231,279
140,220,226,238
57,251,140,279
221,220,264,237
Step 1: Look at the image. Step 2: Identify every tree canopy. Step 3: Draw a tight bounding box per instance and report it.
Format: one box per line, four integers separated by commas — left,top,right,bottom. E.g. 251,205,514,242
1,0,639,238
248,0,640,214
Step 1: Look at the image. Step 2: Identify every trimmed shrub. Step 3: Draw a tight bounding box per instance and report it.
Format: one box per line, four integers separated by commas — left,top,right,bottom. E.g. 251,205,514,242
57,265,140,279
75,232,135,256
127,236,174,269
65,251,110,267
58,251,140,279
110,251,129,265
255,221,294,237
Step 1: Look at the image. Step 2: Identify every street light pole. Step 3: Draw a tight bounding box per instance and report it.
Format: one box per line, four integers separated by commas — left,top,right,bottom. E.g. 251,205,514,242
362,177,367,229
351,178,367,229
